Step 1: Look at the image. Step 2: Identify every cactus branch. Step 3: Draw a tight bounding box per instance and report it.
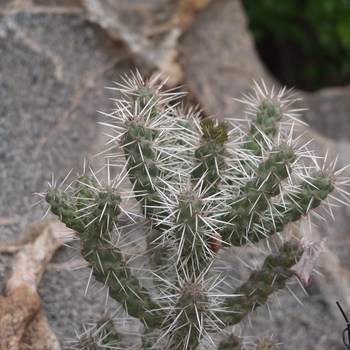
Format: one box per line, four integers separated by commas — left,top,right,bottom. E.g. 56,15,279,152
42,72,349,349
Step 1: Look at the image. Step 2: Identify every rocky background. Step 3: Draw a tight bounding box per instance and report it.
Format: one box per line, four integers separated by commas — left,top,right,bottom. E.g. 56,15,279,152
1,0,350,349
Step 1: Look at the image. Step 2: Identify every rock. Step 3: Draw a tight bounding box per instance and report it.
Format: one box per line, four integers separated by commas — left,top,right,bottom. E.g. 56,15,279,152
1,0,350,348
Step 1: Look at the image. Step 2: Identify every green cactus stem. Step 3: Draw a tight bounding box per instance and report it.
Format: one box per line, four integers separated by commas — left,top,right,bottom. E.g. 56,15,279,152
122,119,162,219
245,99,284,156
192,119,229,196
168,282,209,349
221,144,296,245
228,170,335,246
216,241,303,326
46,174,163,328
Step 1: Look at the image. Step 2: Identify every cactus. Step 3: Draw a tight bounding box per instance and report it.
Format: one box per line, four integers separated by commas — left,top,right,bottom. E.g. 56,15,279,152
44,71,348,349
255,337,277,350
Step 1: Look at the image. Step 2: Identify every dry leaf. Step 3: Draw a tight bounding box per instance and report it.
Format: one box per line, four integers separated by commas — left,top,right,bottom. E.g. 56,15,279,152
290,237,327,286
0,220,73,350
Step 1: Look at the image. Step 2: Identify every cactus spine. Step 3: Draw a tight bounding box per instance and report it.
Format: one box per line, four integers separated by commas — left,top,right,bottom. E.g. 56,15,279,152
44,71,346,349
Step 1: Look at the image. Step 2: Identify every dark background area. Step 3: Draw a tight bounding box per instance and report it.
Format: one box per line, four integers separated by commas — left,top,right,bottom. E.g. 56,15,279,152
243,0,350,91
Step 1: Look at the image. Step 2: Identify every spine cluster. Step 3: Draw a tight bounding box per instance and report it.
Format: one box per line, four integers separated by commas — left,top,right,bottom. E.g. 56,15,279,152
44,72,346,350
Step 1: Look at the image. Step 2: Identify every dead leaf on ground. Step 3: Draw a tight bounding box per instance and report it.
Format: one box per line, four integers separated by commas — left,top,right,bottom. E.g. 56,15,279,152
0,220,73,350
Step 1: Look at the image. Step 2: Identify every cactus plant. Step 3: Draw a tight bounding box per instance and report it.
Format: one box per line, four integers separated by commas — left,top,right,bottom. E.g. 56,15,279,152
44,71,348,349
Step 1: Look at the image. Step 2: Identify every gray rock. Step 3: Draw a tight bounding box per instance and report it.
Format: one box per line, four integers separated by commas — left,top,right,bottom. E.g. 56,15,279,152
1,0,350,349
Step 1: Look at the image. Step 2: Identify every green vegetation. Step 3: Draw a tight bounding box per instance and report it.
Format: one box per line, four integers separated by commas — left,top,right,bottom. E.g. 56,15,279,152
243,0,350,91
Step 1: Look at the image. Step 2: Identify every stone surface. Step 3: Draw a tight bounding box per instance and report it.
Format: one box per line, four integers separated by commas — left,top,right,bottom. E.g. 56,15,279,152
0,1,134,346
1,0,350,349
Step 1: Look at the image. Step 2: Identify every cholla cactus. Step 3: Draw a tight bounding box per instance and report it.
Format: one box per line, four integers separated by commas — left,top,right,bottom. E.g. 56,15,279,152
44,71,348,349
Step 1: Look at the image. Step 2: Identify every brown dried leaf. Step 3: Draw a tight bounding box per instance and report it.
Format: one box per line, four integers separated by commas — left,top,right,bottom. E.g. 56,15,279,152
5,220,73,294
290,237,327,286
0,220,74,350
